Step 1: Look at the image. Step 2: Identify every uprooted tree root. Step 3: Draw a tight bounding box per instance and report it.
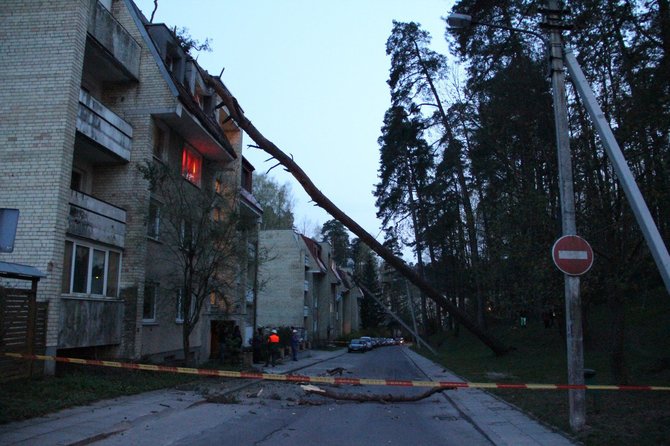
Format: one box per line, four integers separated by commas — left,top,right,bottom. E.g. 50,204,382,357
301,384,455,403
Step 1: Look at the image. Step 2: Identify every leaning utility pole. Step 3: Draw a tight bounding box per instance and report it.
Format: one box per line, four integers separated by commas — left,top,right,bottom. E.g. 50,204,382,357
544,1,586,431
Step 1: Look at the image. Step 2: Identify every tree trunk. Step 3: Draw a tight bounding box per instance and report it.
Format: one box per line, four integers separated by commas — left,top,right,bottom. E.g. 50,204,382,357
208,78,510,356
411,41,485,329
406,174,428,334
608,280,628,384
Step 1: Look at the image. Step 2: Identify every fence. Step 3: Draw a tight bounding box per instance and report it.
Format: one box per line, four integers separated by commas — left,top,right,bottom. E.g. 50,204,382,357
0,287,48,382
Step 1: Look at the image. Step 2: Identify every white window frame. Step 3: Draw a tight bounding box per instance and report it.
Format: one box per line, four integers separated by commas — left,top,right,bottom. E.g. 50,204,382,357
152,121,169,163
147,200,161,240
176,288,196,324
62,240,122,298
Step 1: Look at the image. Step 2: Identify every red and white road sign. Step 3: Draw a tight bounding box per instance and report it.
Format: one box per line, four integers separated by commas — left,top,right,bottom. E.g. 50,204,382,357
552,235,594,276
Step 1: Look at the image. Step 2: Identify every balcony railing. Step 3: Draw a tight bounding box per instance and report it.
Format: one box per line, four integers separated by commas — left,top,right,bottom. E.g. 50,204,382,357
86,0,140,81
76,89,132,163
68,190,126,248
59,297,123,348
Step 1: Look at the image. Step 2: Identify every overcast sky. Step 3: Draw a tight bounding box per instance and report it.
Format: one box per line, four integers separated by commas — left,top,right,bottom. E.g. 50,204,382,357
134,0,455,244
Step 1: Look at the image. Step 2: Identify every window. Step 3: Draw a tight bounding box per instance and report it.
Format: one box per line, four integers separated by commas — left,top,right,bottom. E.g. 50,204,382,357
147,200,161,240
143,282,158,322
152,124,168,162
181,145,202,186
71,170,84,191
61,241,121,297
214,178,223,195
176,289,184,323
176,288,196,323
212,207,222,222
179,219,194,250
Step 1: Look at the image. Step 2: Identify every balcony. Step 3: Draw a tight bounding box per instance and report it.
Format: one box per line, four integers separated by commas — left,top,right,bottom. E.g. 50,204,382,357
85,0,140,82
59,296,123,348
76,89,132,163
68,190,127,248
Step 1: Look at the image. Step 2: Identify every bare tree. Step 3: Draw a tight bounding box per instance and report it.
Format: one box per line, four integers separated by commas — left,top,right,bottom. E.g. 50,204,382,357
139,161,249,365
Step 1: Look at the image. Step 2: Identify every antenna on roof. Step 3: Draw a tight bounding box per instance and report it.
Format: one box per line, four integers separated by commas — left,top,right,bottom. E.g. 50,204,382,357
218,67,225,78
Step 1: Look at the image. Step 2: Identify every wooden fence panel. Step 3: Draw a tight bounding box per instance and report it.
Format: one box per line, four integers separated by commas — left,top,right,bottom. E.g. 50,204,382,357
0,287,48,382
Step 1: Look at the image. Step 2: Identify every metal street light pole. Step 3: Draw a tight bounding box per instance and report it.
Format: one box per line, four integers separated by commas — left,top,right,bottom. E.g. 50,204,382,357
447,3,586,431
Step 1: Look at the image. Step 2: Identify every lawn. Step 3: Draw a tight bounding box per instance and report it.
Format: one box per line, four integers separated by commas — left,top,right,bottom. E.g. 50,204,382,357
425,297,670,445
0,360,249,424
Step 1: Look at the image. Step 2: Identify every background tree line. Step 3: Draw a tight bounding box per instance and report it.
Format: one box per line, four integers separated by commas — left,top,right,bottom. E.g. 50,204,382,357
375,1,669,382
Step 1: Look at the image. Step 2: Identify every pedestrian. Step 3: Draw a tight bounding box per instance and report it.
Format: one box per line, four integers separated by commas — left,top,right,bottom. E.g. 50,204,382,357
290,328,300,361
228,325,242,364
251,328,262,363
265,329,280,367
218,326,227,364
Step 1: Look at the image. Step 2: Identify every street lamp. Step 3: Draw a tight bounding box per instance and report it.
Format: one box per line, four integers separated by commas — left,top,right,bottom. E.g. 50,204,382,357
447,12,546,43
447,5,586,432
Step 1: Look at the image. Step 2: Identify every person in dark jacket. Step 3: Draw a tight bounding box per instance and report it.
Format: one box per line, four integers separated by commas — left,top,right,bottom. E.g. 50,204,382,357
251,328,263,363
290,329,300,361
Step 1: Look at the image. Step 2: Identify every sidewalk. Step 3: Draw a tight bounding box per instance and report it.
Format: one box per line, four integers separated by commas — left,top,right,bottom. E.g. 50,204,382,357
0,348,345,446
402,348,578,445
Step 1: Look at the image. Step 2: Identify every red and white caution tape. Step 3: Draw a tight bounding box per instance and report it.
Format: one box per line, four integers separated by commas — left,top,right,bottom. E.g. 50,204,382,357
5,352,670,391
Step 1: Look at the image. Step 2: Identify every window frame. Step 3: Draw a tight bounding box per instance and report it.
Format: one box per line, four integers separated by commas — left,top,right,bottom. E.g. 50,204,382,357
181,145,202,187
61,240,122,298
143,282,158,323
175,288,196,324
147,199,161,240
152,121,169,163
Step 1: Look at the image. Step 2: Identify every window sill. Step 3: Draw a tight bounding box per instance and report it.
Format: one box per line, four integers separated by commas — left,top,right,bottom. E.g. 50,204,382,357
142,320,158,326
61,294,122,301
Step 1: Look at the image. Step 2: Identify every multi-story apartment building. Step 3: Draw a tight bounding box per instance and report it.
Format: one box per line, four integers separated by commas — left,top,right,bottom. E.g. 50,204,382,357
0,0,261,369
257,230,361,344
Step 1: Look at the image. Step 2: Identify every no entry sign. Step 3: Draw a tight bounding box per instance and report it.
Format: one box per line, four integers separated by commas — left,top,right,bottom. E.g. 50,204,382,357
552,235,594,276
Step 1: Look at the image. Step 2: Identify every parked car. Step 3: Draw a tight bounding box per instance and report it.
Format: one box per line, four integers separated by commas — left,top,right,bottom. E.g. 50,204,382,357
348,338,367,353
360,336,374,350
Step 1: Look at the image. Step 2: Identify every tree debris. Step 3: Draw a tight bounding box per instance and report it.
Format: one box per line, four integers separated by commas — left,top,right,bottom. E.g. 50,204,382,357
300,384,453,403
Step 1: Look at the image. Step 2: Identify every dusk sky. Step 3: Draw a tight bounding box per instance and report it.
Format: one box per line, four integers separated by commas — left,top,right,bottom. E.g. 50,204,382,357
134,0,455,246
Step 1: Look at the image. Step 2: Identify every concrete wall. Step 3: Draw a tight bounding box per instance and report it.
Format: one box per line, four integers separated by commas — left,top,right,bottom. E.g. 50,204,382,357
257,230,306,329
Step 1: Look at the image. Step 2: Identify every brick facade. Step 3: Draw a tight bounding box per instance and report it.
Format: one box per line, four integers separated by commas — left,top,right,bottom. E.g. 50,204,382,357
0,0,260,368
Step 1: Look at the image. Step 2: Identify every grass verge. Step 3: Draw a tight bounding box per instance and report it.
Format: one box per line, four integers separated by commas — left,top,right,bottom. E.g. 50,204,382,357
424,299,670,446
0,359,258,424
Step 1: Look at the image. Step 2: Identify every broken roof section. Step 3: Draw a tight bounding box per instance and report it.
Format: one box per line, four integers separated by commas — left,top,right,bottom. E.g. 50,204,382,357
301,235,327,273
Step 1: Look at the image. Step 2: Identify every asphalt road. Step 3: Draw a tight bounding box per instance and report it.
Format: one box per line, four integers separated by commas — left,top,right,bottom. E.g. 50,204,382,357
95,346,492,445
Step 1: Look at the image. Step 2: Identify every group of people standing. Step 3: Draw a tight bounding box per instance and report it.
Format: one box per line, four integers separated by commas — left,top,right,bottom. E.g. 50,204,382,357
220,325,303,367
249,327,302,367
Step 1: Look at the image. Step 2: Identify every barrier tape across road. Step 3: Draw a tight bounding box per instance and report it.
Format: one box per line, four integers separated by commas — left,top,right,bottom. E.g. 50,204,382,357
5,352,670,391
